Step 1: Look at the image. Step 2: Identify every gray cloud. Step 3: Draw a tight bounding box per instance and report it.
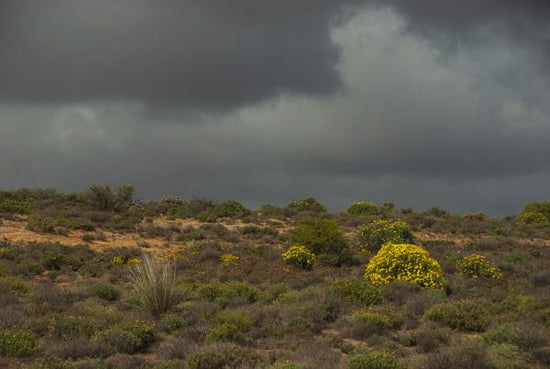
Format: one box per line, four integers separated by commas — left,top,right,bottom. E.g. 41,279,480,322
0,0,362,109
1,2,549,215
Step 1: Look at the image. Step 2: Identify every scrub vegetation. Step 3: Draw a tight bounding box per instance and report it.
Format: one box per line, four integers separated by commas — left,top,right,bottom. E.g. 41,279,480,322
0,187,549,369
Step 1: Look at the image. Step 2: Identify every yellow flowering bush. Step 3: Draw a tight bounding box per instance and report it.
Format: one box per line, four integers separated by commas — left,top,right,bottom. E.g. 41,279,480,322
364,243,445,289
220,253,240,265
457,254,503,279
347,201,379,216
356,220,413,253
111,256,141,265
281,245,316,270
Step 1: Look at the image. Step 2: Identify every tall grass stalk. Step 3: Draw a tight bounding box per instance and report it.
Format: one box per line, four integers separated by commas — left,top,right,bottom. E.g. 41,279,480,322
129,253,177,315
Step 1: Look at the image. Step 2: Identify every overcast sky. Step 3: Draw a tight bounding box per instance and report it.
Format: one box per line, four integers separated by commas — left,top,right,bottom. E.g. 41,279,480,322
1,1,549,215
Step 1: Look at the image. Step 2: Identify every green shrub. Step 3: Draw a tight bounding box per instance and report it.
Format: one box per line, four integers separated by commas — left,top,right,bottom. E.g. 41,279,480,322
343,310,403,339
160,313,186,333
364,243,445,289
0,328,36,357
129,253,178,315
91,320,155,354
26,212,57,234
213,200,247,218
287,197,326,213
195,281,260,304
48,315,100,339
346,350,401,369
424,338,496,369
290,217,351,265
188,351,226,369
281,245,316,270
517,211,548,227
482,322,547,349
519,201,550,220
356,220,413,253
333,278,381,306
457,254,503,279
425,300,490,332
90,283,120,301
347,202,379,216
205,323,250,345
41,250,64,270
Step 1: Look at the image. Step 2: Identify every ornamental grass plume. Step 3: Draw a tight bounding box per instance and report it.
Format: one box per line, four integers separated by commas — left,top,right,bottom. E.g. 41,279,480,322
129,253,178,315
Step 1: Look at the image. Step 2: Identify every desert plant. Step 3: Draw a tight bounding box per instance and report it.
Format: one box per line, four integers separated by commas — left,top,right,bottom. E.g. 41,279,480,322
89,282,120,301
346,350,401,369
364,243,445,289
0,328,36,357
281,245,316,270
425,300,490,332
290,217,351,265
333,278,381,306
457,254,503,279
129,253,177,315
287,197,326,213
356,220,413,252
91,320,156,354
347,202,379,216
212,200,247,218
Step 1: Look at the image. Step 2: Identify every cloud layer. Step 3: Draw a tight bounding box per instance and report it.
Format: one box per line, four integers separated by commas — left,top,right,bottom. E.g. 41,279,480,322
1,1,549,215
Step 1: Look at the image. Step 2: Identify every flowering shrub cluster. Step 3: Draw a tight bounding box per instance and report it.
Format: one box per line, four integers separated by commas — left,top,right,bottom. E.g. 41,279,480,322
347,201,379,216
457,254,503,279
281,245,316,270
220,253,240,265
112,256,141,265
356,220,414,253
364,243,445,289
0,328,36,357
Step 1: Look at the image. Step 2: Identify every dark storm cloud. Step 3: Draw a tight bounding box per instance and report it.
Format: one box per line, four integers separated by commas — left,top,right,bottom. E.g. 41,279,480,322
0,0,361,109
1,2,549,215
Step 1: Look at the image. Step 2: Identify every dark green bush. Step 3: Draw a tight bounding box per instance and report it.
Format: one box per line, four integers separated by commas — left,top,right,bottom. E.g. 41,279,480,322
91,320,156,354
333,278,381,306
482,322,547,349
347,202,379,216
346,350,401,369
213,200,247,218
290,217,351,265
287,197,326,213
90,282,120,301
0,328,36,357
425,300,491,332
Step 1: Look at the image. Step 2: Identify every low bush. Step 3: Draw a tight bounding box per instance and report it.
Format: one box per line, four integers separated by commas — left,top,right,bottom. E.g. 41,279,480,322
425,300,490,332
356,220,413,253
341,310,403,339
212,200,247,219
90,282,120,301
347,202,379,216
290,217,351,265
482,322,547,349
424,338,496,369
91,320,156,354
346,350,401,369
195,281,260,304
287,197,326,213
457,254,503,279
333,278,381,306
364,243,445,289
281,245,316,270
0,328,36,357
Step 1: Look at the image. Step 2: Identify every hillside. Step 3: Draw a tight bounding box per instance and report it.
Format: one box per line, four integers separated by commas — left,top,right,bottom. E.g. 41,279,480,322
0,188,549,369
